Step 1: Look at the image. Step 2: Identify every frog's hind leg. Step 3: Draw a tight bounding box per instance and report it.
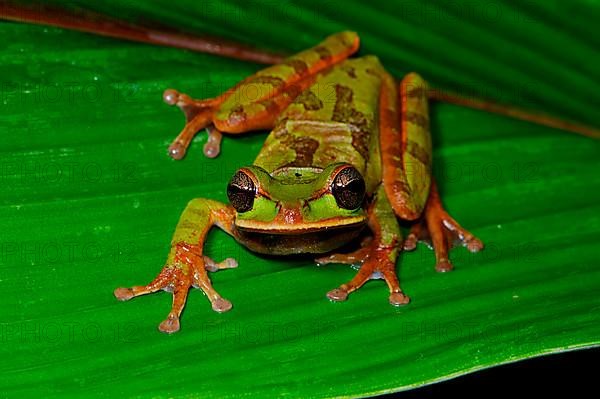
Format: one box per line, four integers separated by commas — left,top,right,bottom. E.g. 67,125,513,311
380,72,433,221
319,185,410,306
379,72,482,272
404,180,484,272
210,31,359,134
163,32,360,159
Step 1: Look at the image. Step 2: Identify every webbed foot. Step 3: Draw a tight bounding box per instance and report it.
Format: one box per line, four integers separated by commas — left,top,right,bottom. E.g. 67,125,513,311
317,238,410,307
114,243,237,334
404,182,483,272
163,89,223,159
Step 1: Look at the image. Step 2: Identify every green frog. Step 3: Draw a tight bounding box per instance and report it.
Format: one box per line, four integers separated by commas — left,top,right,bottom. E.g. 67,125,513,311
114,32,483,333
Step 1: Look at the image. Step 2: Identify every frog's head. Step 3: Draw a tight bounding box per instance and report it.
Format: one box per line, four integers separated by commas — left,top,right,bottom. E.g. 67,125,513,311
226,163,368,254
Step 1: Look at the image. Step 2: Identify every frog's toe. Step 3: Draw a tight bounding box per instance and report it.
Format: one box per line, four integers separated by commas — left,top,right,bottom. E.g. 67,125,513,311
113,266,172,302
435,259,453,273
163,89,181,105
113,287,134,301
403,233,418,251
203,256,238,272
211,297,233,313
404,219,427,251
465,237,484,253
168,142,187,160
218,258,238,270
203,125,223,159
389,292,410,306
158,315,181,334
315,249,369,266
327,288,349,302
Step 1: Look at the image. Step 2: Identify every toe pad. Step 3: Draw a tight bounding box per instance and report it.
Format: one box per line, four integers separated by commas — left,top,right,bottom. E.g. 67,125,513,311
114,287,134,301
327,288,349,302
389,292,410,306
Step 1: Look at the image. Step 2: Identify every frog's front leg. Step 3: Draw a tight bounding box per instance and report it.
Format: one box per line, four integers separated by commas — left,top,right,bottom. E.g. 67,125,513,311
114,199,237,334
316,186,410,306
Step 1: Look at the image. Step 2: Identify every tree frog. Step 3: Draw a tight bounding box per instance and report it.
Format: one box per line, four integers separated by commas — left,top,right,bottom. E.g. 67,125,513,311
114,32,483,334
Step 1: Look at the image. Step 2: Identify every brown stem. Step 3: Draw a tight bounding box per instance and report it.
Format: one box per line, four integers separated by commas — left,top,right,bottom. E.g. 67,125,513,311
0,1,285,64
428,89,600,139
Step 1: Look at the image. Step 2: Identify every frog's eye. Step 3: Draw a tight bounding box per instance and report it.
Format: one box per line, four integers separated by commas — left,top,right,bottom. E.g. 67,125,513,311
227,170,256,212
331,166,366,210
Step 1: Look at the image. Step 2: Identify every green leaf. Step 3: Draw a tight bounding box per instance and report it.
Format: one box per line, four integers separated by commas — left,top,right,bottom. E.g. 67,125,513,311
1,1,599,397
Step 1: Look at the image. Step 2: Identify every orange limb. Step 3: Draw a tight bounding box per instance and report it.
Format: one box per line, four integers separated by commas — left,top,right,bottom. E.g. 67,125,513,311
380,72,432,221
114,245,237,334
114,199,237,334
324,243,410,306
212,74,319,133
404,180,484,272
163,32,359,159
316,185,410,306
315,237,373,266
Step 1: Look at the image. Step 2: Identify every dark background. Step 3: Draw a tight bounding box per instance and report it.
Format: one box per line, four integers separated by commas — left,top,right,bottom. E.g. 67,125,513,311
386,347,598,397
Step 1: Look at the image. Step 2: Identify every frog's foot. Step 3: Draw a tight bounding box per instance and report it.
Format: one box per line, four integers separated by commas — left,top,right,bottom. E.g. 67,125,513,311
404,185,483,272
322,241,410,307
114,245,235,334
163,89,223,160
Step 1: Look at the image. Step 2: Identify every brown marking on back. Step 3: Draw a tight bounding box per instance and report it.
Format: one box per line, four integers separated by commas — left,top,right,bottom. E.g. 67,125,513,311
269,121,319,167
295,90,324,111
261,98,281,115
284,83,303,99
405,140,431,166
365,68,381,77
392,180,411,195
405,111,430,130
314,46,332,61
332,84,371,161
283,59,309,77
247,75,285,87
342,65,357,79
273,119,289,138
284,136,320,167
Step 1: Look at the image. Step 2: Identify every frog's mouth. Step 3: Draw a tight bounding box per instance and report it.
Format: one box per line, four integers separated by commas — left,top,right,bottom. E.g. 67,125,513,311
232,218,367,255
233,215,366,234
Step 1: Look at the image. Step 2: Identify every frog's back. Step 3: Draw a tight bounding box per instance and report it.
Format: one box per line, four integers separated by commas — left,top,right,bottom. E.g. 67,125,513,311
253,56,385,192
